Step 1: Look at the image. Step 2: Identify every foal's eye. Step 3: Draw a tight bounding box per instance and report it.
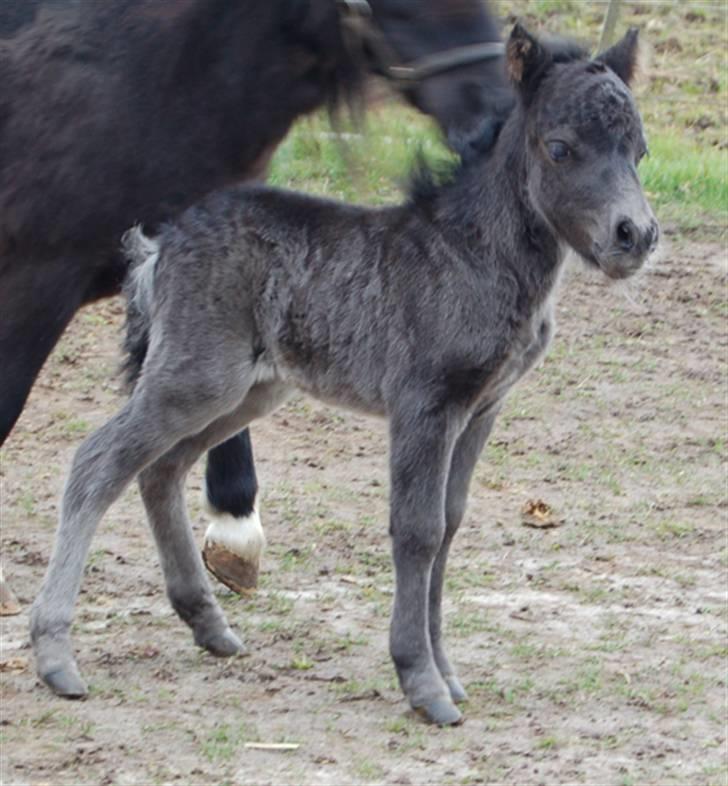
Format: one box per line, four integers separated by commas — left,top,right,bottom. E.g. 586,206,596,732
637,147,649,165
547,140,571,163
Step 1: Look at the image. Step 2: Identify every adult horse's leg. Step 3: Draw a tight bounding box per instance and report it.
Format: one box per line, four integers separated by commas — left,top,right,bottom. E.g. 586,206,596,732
0,255,90,615
428,408,498,704
199,152,277,596
388,404,462,725
140,383,290,653
30,365,251,697
0,256,88,444
202,430,265,594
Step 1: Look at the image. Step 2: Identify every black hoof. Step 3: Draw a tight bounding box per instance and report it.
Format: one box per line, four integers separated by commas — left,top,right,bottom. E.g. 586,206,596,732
414,696,463,726
199,628,246,657
41,667,88,699
445,675,469,704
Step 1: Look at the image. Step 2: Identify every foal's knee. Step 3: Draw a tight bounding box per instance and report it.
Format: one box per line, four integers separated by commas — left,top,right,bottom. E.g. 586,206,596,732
445,496,467,538
390,518,445,564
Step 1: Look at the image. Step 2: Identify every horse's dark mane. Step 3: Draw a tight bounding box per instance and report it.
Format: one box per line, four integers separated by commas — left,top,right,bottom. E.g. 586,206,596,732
271,0,367,114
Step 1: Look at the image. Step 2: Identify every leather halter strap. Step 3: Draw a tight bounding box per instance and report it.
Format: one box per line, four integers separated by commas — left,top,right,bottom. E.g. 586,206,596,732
337,0,505,85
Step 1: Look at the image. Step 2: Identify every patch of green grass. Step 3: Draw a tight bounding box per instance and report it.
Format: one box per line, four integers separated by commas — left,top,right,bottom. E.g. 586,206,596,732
532,0,579,15
536,735,559,750
354,758,386,782
200,722,256,762
331,632,369,652
255,589,295,616
18,490,36,516
269,107,450,206
651,518,695,541
450,610,505,637
641,133,727,229
333,675,397,698
289,654,314,671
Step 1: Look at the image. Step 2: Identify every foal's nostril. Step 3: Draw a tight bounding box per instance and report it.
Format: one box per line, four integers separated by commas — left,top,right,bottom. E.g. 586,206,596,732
616,219,636,252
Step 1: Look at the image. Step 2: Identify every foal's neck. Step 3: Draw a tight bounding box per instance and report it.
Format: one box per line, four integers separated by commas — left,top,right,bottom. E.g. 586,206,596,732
441,106,564,291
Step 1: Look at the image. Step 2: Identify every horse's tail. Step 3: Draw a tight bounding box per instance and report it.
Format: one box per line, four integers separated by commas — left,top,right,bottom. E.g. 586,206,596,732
120,225,160,391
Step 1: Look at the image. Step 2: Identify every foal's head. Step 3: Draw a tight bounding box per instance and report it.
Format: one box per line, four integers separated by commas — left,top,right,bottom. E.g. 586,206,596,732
508,25,658,279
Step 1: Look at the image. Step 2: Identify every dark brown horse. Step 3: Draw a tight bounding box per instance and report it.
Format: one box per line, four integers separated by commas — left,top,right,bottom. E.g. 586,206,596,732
0,0,512,610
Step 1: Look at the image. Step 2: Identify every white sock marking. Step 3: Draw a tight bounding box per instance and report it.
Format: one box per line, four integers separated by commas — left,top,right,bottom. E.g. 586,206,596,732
202,484,265,561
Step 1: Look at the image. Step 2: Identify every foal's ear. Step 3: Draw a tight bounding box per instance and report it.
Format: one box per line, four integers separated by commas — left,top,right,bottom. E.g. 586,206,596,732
597,28,641,86
506,23,547,89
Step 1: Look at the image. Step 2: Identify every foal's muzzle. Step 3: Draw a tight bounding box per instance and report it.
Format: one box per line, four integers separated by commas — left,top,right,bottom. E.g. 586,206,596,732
596,216,660,279
616,217,660,257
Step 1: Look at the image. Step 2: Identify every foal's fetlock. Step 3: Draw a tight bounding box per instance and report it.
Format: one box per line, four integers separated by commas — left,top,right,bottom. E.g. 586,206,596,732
432,648,468,703
396,661,462,726
444,674,468,704
414,695,463,726
170,592,245,657
408,682,463,726
31,630,87,699
194,625,245,658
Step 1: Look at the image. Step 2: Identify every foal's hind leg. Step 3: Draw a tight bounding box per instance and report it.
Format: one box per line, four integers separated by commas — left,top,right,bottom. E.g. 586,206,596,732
139,382,290,655
139,441,244,659
429,409,497,704
30,376,249,697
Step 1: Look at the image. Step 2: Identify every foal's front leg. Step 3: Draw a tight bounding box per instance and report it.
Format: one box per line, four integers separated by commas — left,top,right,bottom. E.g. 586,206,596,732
388,406,462,725
429,409,497,704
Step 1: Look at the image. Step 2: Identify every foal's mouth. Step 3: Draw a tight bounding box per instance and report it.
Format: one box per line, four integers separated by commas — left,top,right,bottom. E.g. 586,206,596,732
589,245,654,281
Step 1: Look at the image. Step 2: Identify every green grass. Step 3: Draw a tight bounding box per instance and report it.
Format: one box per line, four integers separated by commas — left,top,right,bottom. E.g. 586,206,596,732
200,722,257,762
269,106,449,205
266,2,726,236
269,106,726,236
642,132,728,228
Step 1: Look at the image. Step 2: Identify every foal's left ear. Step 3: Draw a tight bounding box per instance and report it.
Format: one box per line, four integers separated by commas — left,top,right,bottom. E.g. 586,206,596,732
506,23,549,96
597,28,641,86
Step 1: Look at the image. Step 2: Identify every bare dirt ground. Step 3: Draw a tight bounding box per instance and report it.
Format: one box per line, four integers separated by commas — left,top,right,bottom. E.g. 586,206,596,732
1,237,726,786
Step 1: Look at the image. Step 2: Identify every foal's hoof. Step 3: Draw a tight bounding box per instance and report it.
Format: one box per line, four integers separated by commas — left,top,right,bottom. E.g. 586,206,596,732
445,675,469,704
203,541,260,595
41,666,88,699
198,627,246,658
414,696,463,726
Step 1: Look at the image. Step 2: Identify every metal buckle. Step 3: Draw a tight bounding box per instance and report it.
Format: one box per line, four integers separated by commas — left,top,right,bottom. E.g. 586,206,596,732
336,0,372,18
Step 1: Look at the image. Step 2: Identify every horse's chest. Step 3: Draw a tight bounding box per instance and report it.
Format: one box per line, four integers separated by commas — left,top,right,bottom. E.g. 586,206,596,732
478,303,554,410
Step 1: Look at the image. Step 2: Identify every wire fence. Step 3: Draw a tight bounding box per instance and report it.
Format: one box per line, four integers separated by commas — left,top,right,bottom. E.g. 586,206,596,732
598,0,622,49
493,0,728,134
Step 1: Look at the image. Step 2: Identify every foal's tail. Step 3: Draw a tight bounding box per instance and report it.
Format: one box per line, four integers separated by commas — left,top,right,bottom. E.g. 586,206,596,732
120,226,160,390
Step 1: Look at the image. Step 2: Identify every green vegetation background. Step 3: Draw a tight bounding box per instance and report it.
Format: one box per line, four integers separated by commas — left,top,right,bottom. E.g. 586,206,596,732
270,0,727,236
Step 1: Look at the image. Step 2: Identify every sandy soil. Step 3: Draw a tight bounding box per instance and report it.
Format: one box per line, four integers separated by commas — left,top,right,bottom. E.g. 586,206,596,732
1,238,726,786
